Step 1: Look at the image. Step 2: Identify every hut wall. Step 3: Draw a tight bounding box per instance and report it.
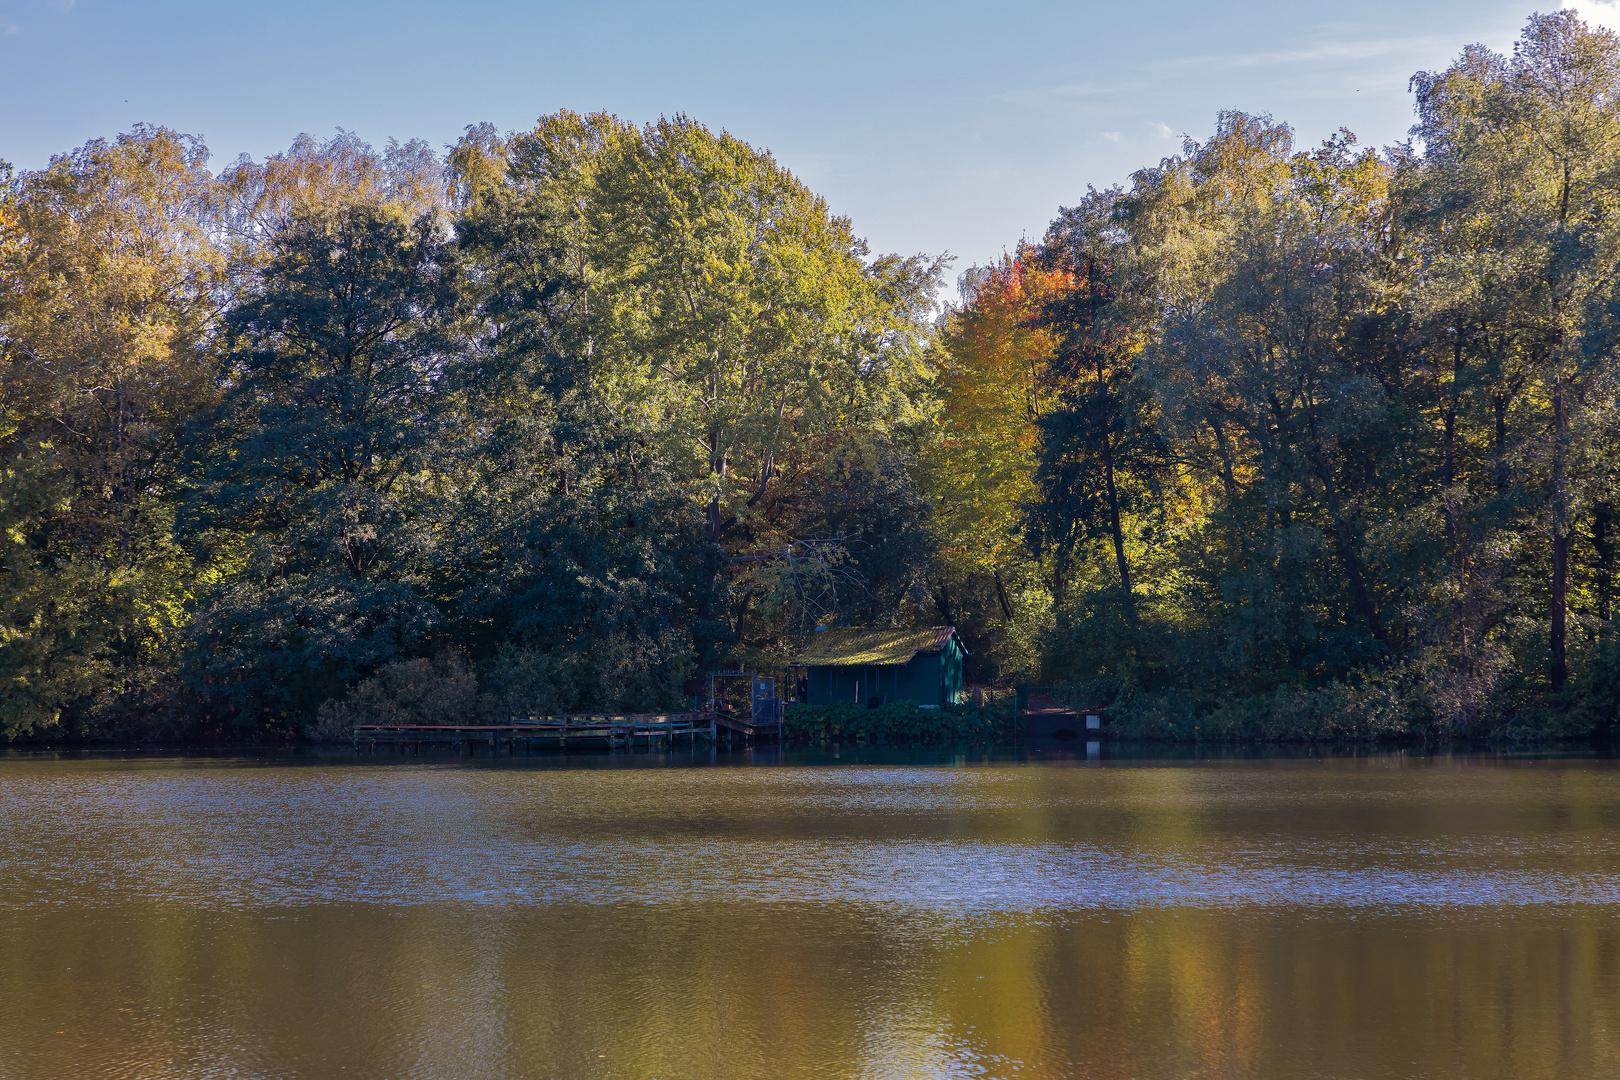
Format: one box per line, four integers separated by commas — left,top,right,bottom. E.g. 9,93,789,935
809,658,945,707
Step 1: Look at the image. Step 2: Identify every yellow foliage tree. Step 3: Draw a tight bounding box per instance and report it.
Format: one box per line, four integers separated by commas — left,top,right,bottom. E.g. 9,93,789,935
0,127,224,734
925,252,1070,653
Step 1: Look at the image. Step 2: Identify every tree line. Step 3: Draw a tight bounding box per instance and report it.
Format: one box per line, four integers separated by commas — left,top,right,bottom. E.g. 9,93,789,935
5,11,1619,742
939,11,1620,739
1,111,943,741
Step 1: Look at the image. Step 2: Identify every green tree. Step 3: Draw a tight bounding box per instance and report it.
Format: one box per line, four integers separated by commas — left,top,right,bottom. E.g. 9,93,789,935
183,200,469,726
1026,220,1168,632
455,111,942,665
1411,11,1620,692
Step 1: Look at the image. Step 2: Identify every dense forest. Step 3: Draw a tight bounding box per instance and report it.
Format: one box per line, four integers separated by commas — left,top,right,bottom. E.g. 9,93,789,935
6,11,1620,743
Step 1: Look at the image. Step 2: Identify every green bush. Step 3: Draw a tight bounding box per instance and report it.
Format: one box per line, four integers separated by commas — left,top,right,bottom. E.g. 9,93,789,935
311,651,491,742
1106,668,1419,743
480,632,693,719
1566,633,1620,739
783,699,1014,746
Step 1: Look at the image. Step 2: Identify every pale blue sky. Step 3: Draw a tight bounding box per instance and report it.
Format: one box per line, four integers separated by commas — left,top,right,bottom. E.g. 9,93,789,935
0,1,1593,272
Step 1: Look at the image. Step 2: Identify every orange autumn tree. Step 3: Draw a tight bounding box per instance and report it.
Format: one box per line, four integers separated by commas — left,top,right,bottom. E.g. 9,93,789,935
924,250,1071,668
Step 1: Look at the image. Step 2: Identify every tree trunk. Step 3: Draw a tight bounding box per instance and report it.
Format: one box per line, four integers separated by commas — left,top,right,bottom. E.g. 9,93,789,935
1552,530,1569,690
1306,424,1386,644
706,436,729,544
1443,337,1463,555
1253,419,1279,531
1049,567,1069,610
1595,503,1614,623
1096,359,1136,625
1493,392,1510,495
992,568,1015,622
1101,436,1135,624
1211,418,1240,507
695,432,731,671
1550,377,1569,692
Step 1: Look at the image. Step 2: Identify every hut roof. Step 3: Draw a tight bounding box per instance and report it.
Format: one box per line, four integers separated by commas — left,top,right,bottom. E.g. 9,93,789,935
794,626,962,667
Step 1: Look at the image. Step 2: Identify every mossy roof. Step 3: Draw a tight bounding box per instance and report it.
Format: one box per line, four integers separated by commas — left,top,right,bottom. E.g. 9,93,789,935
793,627,960,666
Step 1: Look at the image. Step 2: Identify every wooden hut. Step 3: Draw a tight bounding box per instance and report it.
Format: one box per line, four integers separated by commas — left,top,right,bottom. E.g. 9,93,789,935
794,627,968,707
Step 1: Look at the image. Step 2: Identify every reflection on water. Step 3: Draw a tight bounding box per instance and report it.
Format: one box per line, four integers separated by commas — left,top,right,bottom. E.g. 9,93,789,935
2,749,1618,1078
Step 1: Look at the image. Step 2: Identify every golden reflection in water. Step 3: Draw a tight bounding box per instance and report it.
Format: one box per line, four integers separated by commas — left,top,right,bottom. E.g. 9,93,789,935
4,906,1617,1078
0,753,1618,1079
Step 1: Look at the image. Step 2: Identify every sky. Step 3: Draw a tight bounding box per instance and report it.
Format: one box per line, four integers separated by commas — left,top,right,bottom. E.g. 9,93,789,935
2,1,1616,281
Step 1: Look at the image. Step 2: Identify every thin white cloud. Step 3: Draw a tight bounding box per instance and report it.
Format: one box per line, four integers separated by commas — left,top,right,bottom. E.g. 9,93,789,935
1570,1,1620,31
1151,122,1173,139
1101,131,1122,142
1168,35,1454,71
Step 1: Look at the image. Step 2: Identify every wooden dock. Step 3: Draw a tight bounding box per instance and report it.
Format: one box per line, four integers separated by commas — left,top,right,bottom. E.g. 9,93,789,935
1021,690,1107,740
352,712,719,753
711,708,784,745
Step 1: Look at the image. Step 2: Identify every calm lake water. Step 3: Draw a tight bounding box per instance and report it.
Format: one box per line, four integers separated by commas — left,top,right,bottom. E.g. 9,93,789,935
2,746,1618,1079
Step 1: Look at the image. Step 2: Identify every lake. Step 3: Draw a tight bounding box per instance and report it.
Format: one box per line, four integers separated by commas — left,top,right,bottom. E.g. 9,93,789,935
2,746,1617,1078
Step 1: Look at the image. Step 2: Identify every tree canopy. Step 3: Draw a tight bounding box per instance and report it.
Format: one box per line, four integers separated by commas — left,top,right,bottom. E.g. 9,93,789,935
8,12,1620,742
